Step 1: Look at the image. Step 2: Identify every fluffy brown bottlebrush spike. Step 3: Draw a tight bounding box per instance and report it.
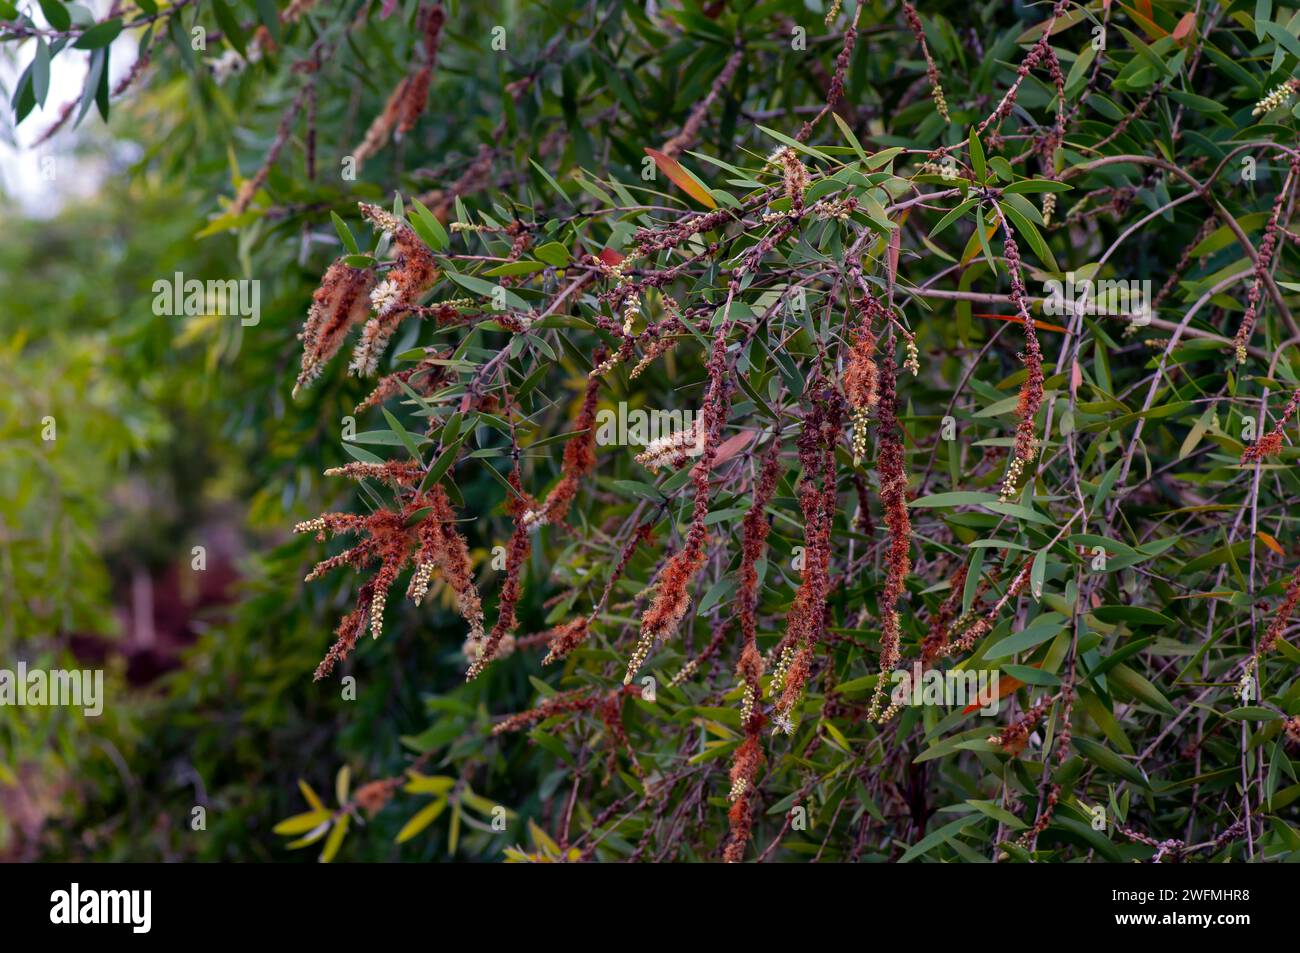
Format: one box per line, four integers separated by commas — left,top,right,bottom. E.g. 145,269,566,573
796,4,858,142
491,687,600,735
998,234,1044,503
977,0,1070,135
297,479,483,679
920,563,968,665
352,4,445,166
396,66,434,136
323,460,424,486
902,2,948,122
634,422,702,474
294,259,377,396
351,203,440,377
1286,715,1300,749
467,468,534,679
1260,562,1300,657
1243,430,1285,463
989,696,1049,756
596,687,644,777
632,207,732,257
1243,386,1300,463
941,560,1030,658
409,485,484,631
542,617,590,665
722,733,764,862
314,601,369,682
778,147,810,215
659,46,744,159
492,684,640,735
522,361,603,529
352,778,401,817
738,437,783,665
354,73,423,165
726,443,784,702
867,354,912,721
626,294,738,682
774,385,843,726
624,542,708,684
844,293,884,461
851,471,875,537
1233,155,1299,363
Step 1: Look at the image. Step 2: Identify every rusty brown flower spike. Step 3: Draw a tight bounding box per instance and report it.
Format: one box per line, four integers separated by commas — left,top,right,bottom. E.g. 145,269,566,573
625,289,739,683
1233,155,1300,363
352,203,440,377
296,473,484,679
1259,562,1300,658
867,353,911,721
353,3,446,168
467,466,533,680
902,2,947,122
523,359,603,530
722,433,783,862
773,383,843,728
294,260,376,397
997,231,1044,503
1243,385,1300,463
844,291,884,461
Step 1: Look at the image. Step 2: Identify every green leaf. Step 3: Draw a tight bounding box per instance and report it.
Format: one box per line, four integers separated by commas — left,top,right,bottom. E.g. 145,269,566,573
998,199,1056,270
831,111,869,164
319,814,348,863
929,198,980,239
529,159,571,205
986,612,1067,659
1002,179,1072,195
1074,737,1150,788
395,799,448,844
1091,606,1173,628
331,212,360,255
381,407,426,463
74,48,106,125
908,491,999,507
756,123,832,163
533,241,571,267
966,799,1027,830
1107,663,1176,717
73,18,123,50
1223,706,1280,722
1002,664,1061,686
410,198,450,251
898,815,981,862
483,261,547,277
1261,21,1300,64
32,39,51,108
969,128,986,182
273,810,332,835
420,434,463,488
39,0,71,32
210,0,247,57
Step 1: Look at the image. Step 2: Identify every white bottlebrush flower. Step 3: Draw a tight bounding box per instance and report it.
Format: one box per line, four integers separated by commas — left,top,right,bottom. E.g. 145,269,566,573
209,44,262,84
634,422,704,473
1253,81,1297,117
369,278,401,316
